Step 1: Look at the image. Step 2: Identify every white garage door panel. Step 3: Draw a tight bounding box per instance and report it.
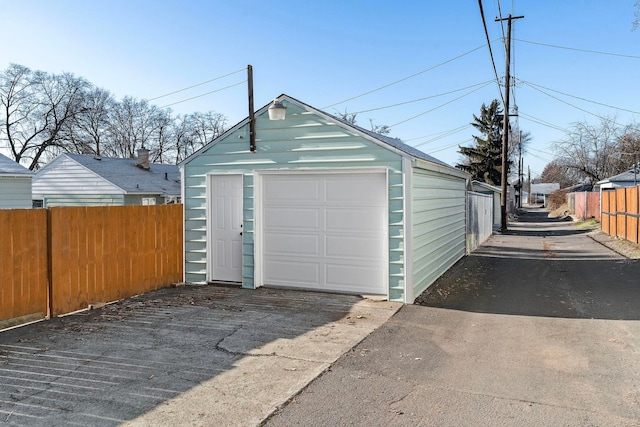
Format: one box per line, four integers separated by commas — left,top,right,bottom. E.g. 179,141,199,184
325,179,385,203
264,233,320,255
261,172,387,295
326,264,385,290
265,207,320,229
326,207,384,232
325,235,384,259
264,180,320,203
266,260,320,285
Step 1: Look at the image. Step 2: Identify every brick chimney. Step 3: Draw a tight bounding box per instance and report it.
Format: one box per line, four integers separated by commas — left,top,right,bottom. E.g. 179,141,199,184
136,148,150,170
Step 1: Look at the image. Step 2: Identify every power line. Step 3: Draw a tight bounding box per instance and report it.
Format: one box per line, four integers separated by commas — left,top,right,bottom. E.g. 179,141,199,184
522,81,640,115
524,83,630,127
514,38,640,59
426,138,474,154
404,123,472,142
323,43,488,109
413,124,473,148
496,0,507,40
159,81,246,108
350,80,494,115
518,112,566,132
389,82,493,127
148,67,246,101
478,0,505,104
527,150,553,163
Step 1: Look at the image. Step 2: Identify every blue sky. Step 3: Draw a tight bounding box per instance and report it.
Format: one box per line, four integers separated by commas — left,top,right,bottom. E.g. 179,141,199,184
1,1,639,177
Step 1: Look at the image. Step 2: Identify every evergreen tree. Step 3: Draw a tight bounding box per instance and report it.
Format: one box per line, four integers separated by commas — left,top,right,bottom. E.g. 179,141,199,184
456,99,506,186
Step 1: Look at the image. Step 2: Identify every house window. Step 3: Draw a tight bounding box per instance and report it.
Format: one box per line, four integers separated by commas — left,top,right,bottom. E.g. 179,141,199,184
141,197,156,206
32,199,44,208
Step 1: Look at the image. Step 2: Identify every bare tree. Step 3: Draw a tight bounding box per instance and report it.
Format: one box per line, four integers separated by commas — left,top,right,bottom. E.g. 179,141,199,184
169,111,227,163
334,108,358,125
369,119,391,136
553,117,637,183
0,64,89,169
0,63,230,167
333,109,392,135
105,97,170,160
537,159,580,188
65,87,115,156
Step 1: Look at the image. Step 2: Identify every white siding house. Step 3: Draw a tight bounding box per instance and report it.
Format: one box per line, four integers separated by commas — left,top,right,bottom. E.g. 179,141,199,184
33,151,181,207
181,95,469,303
0,153,33,209
596,169,640,190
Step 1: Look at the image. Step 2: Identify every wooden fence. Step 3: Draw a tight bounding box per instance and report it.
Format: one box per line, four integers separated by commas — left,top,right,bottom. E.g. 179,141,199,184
0,209,49,325
602,187,640,244
1,205,183,325
571,191,601,222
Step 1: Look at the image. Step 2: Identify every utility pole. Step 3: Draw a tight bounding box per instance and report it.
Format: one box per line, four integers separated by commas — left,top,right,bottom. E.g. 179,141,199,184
518,130,523,208
496,14,524,231
247,65,256,152
527,165,531,205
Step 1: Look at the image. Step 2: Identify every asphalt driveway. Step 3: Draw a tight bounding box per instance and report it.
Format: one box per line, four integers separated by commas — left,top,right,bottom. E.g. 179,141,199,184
0,286,400,426
266,208,640,426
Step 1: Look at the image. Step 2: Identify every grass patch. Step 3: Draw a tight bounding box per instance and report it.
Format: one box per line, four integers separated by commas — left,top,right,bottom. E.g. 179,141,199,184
575,218,599,229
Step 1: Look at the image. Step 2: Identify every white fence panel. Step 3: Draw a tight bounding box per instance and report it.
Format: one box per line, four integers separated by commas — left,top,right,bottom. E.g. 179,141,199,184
467,191,493,253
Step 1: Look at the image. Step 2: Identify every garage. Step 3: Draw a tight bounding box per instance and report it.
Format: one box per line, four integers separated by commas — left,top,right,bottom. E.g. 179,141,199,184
181,94,469,302
258,171,388,295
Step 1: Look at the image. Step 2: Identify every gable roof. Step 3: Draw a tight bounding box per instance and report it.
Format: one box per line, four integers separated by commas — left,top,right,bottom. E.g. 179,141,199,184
530,183,560,195
64,153,180,196
597,169,640,185
181,94,464,175
0,153,33,176
472,180,501,193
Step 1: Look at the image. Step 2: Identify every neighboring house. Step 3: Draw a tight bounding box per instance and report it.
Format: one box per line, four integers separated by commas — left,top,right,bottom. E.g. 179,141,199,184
471,180,501,228
32,150,180,207
529,183,560,207
181,94,470,303
596,169,640,191
0,153,33,209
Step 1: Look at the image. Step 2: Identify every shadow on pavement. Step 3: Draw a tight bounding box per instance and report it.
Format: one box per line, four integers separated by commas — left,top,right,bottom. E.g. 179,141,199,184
417,207,640,320
0,286,390,426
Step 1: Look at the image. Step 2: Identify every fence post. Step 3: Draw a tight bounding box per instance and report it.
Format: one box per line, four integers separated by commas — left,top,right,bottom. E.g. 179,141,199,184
46,208,53,319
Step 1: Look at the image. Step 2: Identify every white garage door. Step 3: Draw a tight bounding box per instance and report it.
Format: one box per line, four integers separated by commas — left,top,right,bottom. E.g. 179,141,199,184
261,171,387,295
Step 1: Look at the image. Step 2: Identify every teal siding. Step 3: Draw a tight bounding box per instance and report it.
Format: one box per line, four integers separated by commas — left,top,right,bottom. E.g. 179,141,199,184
43,194,124,207
183,104,405,300
411,167,466,298
0,176,32,209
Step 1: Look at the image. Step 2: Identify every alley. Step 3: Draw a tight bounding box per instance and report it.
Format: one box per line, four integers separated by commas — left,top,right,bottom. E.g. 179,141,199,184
266,208,640,426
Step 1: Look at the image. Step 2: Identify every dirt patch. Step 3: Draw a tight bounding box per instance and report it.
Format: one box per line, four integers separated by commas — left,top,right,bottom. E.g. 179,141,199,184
548,203,570,219
21,285,240,336
414,257,494,306
587,229,640,259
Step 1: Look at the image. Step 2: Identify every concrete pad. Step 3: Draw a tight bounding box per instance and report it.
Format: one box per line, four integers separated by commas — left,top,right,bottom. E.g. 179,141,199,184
124,297,399,427
0,286,400,426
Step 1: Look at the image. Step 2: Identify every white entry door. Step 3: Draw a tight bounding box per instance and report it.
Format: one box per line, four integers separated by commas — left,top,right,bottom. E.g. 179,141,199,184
260,171,388,295
208,174,243,282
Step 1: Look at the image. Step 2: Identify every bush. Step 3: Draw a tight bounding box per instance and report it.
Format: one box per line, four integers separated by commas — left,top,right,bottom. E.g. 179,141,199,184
547,189,568,210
